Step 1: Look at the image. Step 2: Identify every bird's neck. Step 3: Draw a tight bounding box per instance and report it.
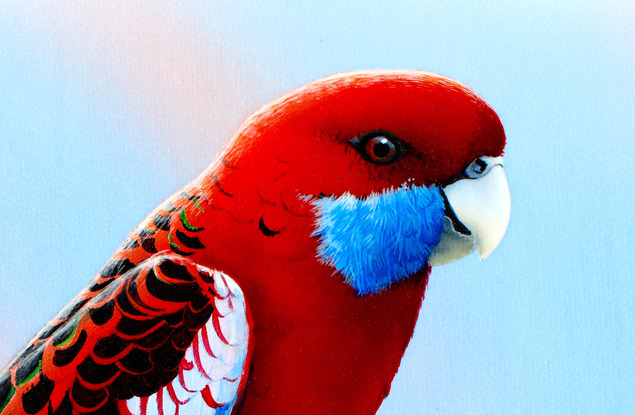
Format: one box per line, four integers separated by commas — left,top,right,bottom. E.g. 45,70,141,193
105,167,433,415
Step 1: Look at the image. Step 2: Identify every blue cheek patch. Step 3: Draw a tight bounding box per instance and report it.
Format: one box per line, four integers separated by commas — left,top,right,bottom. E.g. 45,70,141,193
311,185,445,295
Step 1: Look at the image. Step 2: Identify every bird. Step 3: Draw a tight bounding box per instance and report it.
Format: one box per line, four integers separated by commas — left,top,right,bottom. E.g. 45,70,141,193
0,70,510,415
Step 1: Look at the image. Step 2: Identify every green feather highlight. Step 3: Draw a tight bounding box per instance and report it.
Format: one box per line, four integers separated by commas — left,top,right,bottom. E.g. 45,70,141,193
191,197,206,212
15,360,41,387
179,209,204,232
53,318,79,347
168,232,180,250
0,384,15,412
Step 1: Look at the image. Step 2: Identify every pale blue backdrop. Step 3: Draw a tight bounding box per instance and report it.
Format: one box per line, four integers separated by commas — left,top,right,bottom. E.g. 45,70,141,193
1,1,633,414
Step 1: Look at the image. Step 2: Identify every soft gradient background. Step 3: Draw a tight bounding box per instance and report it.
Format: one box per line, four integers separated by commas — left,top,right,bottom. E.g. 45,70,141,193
1,1,633,414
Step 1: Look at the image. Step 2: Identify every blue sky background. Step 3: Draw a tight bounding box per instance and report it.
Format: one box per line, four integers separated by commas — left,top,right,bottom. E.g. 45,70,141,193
1,1,633,414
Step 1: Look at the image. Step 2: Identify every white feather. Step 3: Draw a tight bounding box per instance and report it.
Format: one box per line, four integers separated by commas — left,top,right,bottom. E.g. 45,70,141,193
125,269,250,415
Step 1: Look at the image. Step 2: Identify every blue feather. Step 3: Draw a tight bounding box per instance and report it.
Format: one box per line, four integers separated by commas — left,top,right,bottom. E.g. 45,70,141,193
311,185,445,295
215,397,237,415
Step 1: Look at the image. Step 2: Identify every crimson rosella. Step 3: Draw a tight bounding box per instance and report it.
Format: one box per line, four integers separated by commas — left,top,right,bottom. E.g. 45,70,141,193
0,70,510,415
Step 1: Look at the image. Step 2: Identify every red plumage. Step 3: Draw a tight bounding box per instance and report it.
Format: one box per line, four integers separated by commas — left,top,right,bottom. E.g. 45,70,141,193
0,71,506,415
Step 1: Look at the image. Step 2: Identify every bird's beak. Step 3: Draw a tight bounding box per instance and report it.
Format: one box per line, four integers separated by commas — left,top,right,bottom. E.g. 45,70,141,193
429,157,511,266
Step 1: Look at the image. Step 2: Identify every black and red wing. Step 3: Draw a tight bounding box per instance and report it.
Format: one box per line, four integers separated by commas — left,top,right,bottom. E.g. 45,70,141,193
0,254,230,414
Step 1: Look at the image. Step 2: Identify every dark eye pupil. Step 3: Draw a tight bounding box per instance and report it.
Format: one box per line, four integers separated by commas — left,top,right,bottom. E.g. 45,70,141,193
475,159,487,173
365,137,396,162
350,131,403,165
373,140,391,158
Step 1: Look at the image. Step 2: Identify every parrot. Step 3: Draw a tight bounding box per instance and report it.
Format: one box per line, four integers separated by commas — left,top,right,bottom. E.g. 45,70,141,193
0,70,510,415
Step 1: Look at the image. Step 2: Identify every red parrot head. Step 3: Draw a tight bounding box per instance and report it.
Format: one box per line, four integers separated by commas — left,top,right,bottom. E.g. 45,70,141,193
200,70,510,294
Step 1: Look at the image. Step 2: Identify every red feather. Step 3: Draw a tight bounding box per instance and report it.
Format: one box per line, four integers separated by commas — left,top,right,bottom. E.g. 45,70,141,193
0,71,505,415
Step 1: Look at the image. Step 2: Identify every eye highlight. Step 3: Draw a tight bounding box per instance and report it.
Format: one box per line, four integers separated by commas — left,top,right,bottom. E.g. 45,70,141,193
350,131,404,165
465,158,488,177
464,156,503,179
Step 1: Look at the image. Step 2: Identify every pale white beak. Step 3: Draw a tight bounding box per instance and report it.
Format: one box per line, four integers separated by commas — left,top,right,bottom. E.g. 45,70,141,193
429,157,511,266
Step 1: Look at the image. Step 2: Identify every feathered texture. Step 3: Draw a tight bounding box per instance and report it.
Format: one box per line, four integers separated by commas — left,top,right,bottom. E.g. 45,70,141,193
0,70,507,415
312,184,445,295
122,264,249,415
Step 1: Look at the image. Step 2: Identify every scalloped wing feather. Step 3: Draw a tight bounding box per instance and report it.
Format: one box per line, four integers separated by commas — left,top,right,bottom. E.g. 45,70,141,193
0,255,250,415
122,268,250,415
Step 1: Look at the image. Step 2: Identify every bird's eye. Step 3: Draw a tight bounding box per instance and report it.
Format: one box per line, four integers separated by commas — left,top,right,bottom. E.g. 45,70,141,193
464,158,492,178
350,131,403,165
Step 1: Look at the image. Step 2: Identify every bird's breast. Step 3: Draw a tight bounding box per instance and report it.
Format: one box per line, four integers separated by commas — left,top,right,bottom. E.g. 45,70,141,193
235,256,430,415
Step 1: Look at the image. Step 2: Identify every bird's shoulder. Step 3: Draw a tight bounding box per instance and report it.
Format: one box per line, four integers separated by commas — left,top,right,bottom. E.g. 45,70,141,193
0,254,250,415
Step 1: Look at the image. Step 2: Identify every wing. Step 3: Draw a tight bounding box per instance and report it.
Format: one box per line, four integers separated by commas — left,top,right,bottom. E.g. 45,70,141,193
0,254,251,415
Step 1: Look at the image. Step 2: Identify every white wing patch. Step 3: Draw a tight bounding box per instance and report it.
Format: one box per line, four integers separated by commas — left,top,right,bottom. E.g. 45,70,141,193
125,269,250,415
